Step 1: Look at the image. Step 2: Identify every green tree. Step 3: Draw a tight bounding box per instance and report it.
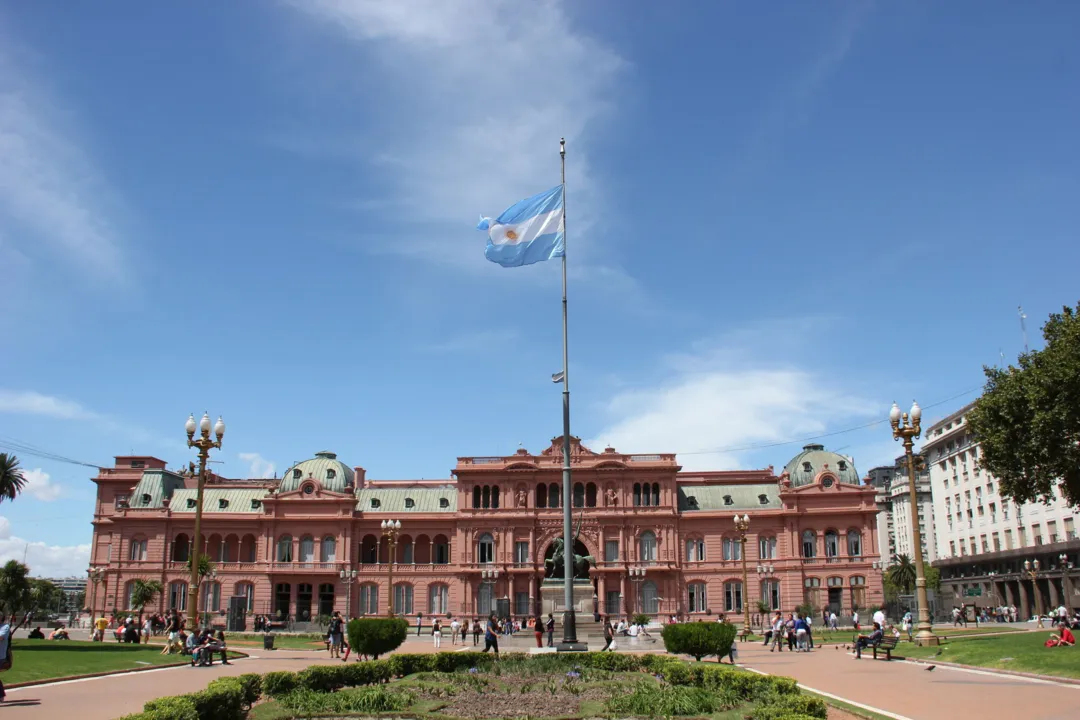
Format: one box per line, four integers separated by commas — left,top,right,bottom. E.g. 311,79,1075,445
966,302,1080,507
0,560,32,623
129,579,164,623
186,554,215,581
28,579,61,617
660,621,736,661
887,555,916,594
923,563,941,592
0,453,28,504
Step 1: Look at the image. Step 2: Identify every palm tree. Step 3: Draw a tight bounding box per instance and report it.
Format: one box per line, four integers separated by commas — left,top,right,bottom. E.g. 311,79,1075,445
0,559,32,626
129,579,164,627
888,554,917,594
0,453,28,504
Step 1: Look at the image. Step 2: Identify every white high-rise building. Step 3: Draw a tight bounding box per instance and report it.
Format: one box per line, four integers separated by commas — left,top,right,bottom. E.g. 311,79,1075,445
872,457,936,564
923,402,1080,617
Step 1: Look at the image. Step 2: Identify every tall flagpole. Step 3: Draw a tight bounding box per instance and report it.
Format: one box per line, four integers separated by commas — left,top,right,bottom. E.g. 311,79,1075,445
557,137,584,650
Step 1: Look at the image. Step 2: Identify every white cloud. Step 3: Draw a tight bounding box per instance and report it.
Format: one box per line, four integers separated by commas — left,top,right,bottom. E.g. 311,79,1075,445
239,452,276,479
0,515,90,578
586,324,879,472
0,41,124,278
20,468,63,502
0,389,100,420
279,0,625,267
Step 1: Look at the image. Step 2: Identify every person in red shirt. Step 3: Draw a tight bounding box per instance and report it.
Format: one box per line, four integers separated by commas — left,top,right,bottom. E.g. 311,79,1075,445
1046,622,1075,647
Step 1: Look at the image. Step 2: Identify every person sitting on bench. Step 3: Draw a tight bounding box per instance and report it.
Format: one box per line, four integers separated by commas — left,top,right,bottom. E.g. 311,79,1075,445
854,621,884,659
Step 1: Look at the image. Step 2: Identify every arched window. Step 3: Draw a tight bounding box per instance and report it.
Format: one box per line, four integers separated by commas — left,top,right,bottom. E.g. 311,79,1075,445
235,582,254,613
124,581,136,610
318,583,335,616
639,531,657,562
277,535,293,562
299,535,315,563
641,580,659,614
548,483,560,508
433,534,450,565
824,530,839,558
761,579,781,610
804,577,821,607
686,537,705,562
393,583,414,615
633,483,642,507
399,534,414,564
586,483,597,507
274,583,291,618
724,580,743,613
846,530,863,557
758,536,777,560
573,482,585,508
240,534,257,562
129,537,147,561
491,486,500,509
360,534,378,564
201,581,221,612
358,584,378,615
536,483,548,508
482,486,491,509
320,536,336,562
801,530,816,558
172,534,190,562
688,582,707,613
477,533,495,564
472,486,481,508
428,584,449,615
722,537,742,561
652,483,661,506
169,581,187,611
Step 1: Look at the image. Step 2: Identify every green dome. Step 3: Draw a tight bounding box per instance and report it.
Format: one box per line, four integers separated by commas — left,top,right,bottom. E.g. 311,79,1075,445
280,451,354,493
783,444,860,487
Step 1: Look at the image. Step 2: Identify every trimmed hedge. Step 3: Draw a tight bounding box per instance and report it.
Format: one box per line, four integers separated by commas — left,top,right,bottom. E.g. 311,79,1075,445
346,617,408,659
661,621,737,661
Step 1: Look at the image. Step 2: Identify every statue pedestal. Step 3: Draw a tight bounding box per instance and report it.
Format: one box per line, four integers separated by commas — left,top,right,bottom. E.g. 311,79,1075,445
540,580,594,616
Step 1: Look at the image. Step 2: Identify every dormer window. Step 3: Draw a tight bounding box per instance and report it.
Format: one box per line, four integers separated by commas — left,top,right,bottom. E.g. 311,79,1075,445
686,495,699,508
293,469,302,479
802,462,812,472
141,493,152,505
186,498,196,509
439,498,450,509
758,494,768,505
326,469,336,480
218,498,229,509
370,498,381,509
723,495,733,505
838,460,847,471
405,498,415,509
130,460,145,469
251,499,262,510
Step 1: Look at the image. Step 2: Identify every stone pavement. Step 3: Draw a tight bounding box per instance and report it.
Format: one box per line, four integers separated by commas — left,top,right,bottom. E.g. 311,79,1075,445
735,640,1080,720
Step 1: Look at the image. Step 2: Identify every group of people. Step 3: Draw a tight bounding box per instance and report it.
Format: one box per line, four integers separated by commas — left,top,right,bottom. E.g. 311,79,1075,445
763,611,817,652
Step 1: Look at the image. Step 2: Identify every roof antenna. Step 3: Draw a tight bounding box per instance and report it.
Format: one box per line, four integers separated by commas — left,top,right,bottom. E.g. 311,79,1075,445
1018,305,1029,353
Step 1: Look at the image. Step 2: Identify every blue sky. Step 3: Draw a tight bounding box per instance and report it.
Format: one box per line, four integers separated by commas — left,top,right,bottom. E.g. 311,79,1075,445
1,0,1078,577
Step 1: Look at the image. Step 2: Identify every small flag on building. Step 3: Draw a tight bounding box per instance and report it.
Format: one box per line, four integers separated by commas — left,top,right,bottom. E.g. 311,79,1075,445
478,185,564,267
551,371,565,383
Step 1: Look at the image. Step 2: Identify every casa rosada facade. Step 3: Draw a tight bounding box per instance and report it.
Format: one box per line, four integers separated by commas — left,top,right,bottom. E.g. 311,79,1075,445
88,437,884,627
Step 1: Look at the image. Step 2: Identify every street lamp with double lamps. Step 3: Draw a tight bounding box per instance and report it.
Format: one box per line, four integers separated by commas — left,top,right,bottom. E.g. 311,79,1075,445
185,412,225,632
1024,559,1044,627
381,520,401,616
890,401,938,646
481,569,500,616
340,569,357,616
733,514,751,638
629,567,647,615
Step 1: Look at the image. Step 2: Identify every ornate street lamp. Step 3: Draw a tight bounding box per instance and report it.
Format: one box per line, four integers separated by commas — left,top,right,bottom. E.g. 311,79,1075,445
1024,559,1044,627
381,519,402,616
340,568,357,617
629,566,647,615
88,567,104,619
185,412,225,632
890,401,938,646
756,563,775,628
481,568,500,616
734,514,751,638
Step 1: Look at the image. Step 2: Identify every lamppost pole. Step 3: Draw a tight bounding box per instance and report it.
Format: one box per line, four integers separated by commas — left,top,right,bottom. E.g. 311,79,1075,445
734,514,751,637
1024,559,1044,626
88,568,104,619
629,567,646,615
340,569,357,616
756,563,774,628
890,401,938,646
185,412,225,632
481,569,500,616
1060,553,1073,606
381,520,401,616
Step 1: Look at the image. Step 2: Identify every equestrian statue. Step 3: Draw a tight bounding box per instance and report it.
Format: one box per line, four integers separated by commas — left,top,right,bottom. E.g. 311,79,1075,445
545,506,595,579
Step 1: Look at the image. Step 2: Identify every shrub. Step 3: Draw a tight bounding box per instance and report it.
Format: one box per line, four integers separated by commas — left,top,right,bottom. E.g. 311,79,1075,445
631,613,652,626
298,664,351,692
389,652,436,677
188,678,244,720
748,693,828,720
141,695,199,720
347,617,408,659
262,670,300,698
343,659,393,686
236,673,262,708
661,621,737,661
278,686,414,714
607,680,736,717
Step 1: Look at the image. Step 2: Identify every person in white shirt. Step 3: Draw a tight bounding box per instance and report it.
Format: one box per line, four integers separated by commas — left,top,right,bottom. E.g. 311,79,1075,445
852,611,860,630
450,618,460,646
829,612,838,631
872,609,886,630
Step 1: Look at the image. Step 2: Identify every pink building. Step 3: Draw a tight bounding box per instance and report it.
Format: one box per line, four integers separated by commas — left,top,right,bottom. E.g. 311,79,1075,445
88,437,883,628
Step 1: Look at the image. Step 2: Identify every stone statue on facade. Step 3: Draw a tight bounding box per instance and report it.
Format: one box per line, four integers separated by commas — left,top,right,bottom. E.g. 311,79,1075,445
516,489,527,507
605,488,618,506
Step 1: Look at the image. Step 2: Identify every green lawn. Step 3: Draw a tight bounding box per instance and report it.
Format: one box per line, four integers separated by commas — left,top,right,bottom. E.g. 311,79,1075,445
4,639,243,685
900,631,1079,679
229,635,328,651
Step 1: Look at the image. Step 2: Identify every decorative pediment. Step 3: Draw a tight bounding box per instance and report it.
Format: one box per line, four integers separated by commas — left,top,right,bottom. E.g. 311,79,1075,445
540,436,597,458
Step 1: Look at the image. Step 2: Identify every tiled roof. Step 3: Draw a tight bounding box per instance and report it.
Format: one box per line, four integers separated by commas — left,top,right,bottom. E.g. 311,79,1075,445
354,487,457,513
677,484,781,512
170,488,270,513
130,469,187,508
280,451,355,493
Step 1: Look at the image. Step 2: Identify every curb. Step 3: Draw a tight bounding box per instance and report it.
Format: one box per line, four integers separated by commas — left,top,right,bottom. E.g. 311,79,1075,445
900,657,1080,686
5,650,250,689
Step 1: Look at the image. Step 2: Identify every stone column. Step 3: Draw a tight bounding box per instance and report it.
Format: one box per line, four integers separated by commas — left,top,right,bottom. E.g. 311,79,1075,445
598,526,605,565
1049,577,1061,609
620,574,627,616
1019,580,1031,620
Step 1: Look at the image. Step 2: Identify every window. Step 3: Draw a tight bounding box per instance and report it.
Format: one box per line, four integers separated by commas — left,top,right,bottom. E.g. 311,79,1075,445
605,539,619,562
639,531,657,562
129,538,147,561
477,533,495,564
651,483,661,506
201,581,221,612
723,495,733,505
428,584,449,615
722,537,742,561
824,531,839,558
394,584,414,615
403,540,414,564
131,460,145,469
822,476,834,488
169,581,187,611
186,498,196,509
405,498,415,509
586,483,597,507
277,535,293,562
172,534,190,562
548,483,561,508
236,582,254,613
293,468,302,479
723,581,743,613
433,536,450,564
846,530,862,557
686,538,705,562
758,494,768,505
370,498,381,509
761,579,781,610
759,536,777,559
801,530,816,558
251,499,262,510
515,591,530,616
326,468,336,480
688,582,707,613
803,462,812,472
439,497,450,509
141,493,151,505
514,541,529,564
473,487,481,508
573,482,585,508
633,483,642,507
299,535,315,563
359,584,378,615
320,536,336,562
218,498,229,509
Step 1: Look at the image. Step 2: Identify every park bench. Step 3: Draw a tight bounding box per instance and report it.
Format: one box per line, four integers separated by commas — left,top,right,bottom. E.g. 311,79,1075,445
872,635,899,660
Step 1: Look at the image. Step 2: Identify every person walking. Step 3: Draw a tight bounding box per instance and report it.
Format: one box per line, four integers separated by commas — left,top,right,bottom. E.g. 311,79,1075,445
472,618,481,646
601,616,614,651
450,617,460,646
432,618,442,648
546,613,555,647
327,612,344,659
482,613,500,658
416,613,423,637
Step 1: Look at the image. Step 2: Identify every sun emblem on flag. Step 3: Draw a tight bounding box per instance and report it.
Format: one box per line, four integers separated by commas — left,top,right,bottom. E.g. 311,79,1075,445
505,229,518,241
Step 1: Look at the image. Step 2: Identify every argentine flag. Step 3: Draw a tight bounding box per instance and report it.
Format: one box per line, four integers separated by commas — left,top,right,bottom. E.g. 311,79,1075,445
477,185,564,267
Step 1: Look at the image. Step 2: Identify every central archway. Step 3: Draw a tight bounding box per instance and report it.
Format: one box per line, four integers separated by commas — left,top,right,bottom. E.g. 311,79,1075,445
543,539,593,580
